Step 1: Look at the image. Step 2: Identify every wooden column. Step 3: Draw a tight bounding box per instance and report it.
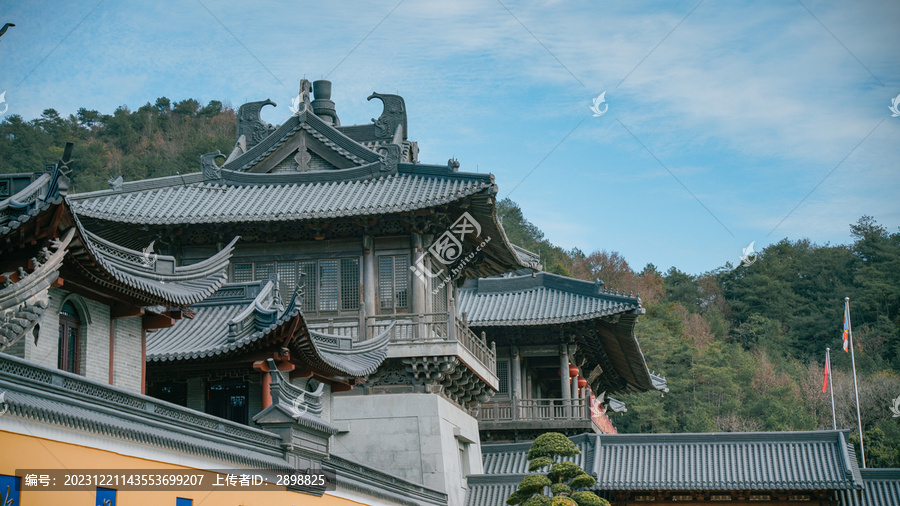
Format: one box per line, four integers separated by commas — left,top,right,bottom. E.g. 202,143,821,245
362,234,376,337
560,343,571,402
140,328,146,395
423,253,434,313
570,345,579,400
410,233,426,315
511,346,521,400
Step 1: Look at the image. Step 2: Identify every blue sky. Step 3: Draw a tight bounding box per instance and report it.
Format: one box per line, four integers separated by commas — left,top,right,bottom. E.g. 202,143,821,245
1,0,898,274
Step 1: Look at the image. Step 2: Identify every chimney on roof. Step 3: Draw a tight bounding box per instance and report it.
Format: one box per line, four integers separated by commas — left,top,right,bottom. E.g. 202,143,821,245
312,80,340,126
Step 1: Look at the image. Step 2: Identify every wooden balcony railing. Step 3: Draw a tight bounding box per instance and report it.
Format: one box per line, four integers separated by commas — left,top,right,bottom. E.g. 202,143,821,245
307,311,497,378
477,397,589,422
367,312,497,374
455,318,496,374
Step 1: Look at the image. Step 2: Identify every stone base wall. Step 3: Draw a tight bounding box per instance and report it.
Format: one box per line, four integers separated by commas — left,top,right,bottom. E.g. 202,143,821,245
332,392,483,506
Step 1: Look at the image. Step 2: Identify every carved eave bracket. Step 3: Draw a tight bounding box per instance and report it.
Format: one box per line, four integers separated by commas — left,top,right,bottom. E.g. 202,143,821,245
367,357,495,408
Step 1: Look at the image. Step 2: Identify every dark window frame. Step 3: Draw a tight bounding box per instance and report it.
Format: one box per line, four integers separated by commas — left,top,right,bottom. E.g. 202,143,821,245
205,378,249,425
58,301,81,374
230,258,361,317
377,254,410,314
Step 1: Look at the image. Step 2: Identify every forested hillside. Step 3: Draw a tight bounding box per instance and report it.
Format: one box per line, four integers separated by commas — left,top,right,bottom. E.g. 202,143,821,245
2,101,898,467
0,99,235,192
499,199,900,468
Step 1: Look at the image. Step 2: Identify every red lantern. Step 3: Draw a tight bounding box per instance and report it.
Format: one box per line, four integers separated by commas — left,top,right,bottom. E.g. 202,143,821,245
577,377,587,389
569,364,579,378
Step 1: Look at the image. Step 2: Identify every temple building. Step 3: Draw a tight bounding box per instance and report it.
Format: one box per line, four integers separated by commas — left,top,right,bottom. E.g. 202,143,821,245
0,144,445,504
4,79,895,506
458,272,667,442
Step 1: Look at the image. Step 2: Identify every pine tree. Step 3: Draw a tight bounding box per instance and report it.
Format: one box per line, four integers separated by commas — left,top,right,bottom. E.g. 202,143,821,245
506,433,608,506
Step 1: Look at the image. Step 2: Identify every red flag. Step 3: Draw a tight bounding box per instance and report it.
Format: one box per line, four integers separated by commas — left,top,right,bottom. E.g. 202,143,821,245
822,358,829,393
842,305,850,352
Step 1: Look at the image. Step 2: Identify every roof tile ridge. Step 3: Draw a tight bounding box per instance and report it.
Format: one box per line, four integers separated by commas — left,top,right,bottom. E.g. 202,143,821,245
69,172,203,200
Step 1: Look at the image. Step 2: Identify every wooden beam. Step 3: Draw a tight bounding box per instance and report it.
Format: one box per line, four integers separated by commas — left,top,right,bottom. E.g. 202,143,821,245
111,304,144,319
143,312,176,330
518,344,564,357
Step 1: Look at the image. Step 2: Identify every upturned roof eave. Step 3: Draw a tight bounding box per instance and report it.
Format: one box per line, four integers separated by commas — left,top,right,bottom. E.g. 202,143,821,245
148,292,390,379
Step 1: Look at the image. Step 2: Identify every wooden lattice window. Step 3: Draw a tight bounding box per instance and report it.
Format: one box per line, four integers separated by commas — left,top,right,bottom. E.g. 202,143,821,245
231,263,253,282
57,301,81,374
497,361,510,397
378,255,409,313
230,258,359,315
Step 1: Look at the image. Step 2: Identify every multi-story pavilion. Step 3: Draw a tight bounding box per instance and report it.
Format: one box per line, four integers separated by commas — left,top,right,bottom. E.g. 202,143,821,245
64,79,547,503
3,79,669,505
459,272,667,442
0,149,446,505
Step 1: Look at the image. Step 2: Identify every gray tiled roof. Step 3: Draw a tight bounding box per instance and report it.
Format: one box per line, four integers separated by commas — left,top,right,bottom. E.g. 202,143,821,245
458,272,641,326
0,172,58,235
147,294,253,361
69,165,494,225
148,281,389,378
594,431,863,491
1,164,236,309
459,272,663,394
837,469,900,506
74,220,237,307
465,475,519,506
466,431,864,506
224,109,382,172
481,434,595,474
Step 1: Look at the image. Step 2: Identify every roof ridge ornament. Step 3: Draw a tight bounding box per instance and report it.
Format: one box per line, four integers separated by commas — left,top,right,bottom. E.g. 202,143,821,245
295,79,312,116
236,99,276,149
201,150,225,181
107,175,123,191
377,143,400,174
368,92,407,140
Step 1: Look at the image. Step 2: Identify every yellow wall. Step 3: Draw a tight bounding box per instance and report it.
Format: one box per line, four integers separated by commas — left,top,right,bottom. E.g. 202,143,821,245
0,430,365,506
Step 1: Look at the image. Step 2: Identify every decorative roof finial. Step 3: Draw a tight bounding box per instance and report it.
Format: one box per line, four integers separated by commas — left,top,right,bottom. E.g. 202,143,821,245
236,99,276,148
368,92,407,140
299,79,312,114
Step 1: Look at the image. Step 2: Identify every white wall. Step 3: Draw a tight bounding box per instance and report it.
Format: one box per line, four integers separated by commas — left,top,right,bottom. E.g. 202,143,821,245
332,393,483,506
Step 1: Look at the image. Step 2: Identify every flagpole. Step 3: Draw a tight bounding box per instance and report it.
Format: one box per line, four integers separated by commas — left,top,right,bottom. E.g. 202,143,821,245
827,347,836,430
846,297,866,468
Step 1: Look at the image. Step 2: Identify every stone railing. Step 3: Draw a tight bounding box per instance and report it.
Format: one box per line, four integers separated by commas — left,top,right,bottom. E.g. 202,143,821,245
455,318,497,374
477,397,589,422
366,311,450,342
365,311,496,373
306,315,361,339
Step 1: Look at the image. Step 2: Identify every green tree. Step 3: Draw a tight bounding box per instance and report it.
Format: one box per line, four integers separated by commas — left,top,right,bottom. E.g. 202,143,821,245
506,433,607,506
